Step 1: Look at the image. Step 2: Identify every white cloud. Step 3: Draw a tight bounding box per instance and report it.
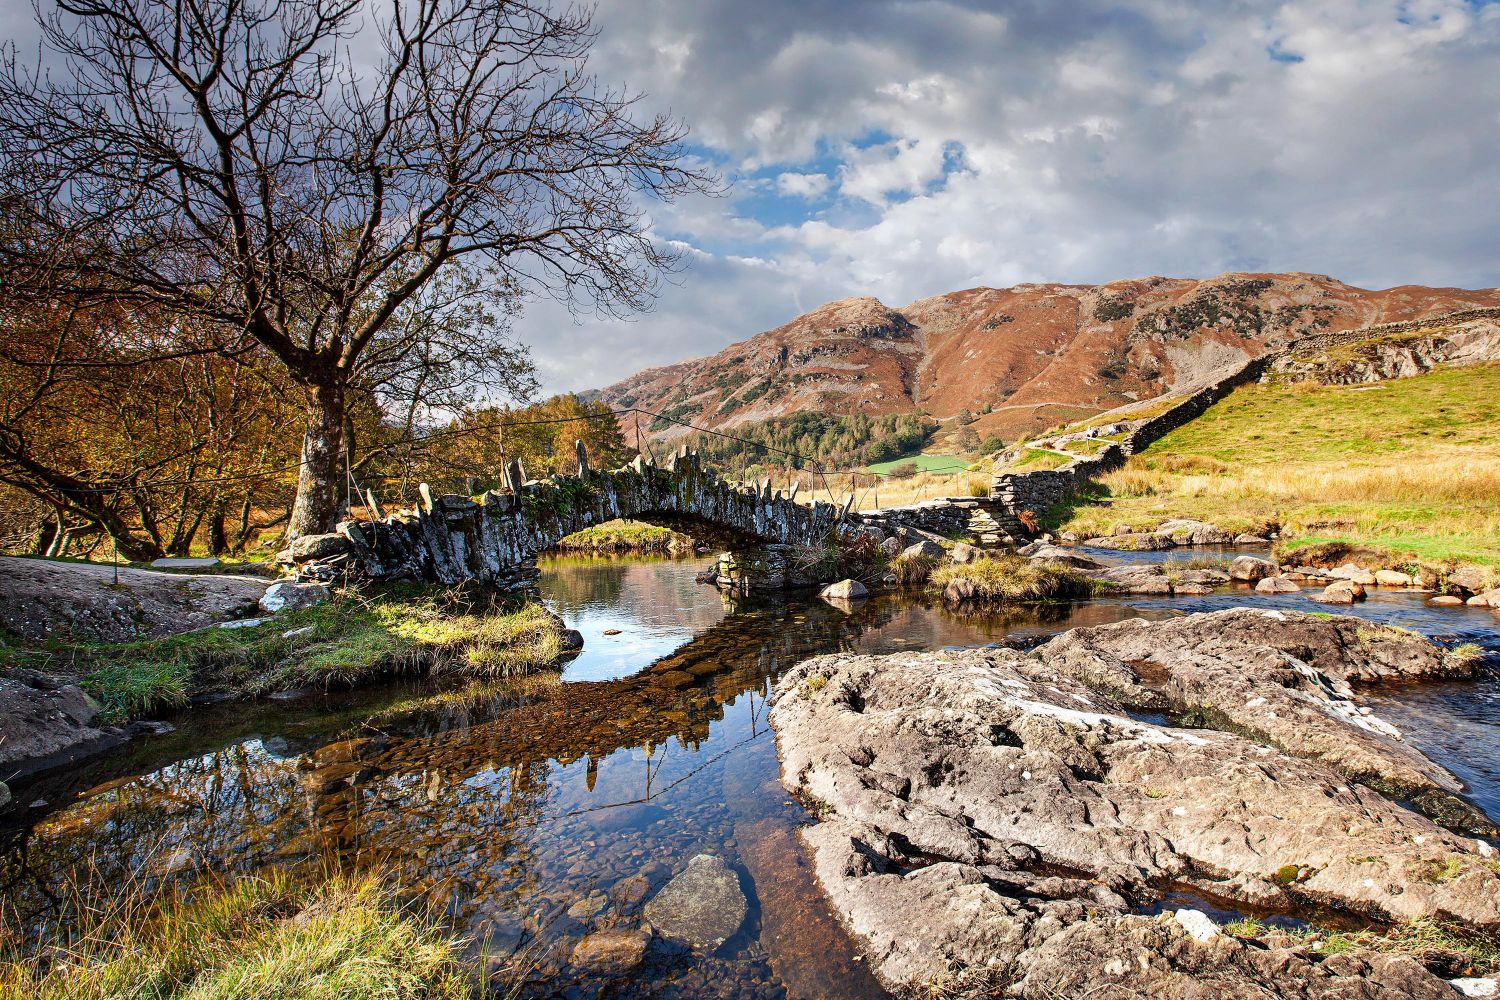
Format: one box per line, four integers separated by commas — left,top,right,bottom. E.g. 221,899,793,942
775,171,832,198
7,0,1496,396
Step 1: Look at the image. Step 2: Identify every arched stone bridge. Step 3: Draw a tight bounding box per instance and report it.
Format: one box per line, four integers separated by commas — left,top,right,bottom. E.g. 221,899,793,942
286,444,861,589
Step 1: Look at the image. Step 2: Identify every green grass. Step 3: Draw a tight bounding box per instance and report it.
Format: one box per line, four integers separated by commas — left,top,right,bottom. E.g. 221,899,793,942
0,870,469,1000
1055,362,1500,566
1007,448,1072,471
865,453,968,476
931,555,1107,605
4,587,567,720
1143,363,1500,464
553,519,691,552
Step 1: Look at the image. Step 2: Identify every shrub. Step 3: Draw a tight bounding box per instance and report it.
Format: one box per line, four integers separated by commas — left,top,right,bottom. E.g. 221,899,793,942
889,552,938,585
887,461,920,479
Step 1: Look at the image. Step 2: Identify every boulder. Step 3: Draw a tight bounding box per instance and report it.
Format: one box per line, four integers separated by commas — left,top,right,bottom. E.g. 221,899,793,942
1311,580,1366,604
1329,563,1378,586
642,854,746,950
1227,556,1277,581
286,532,351,563
1431,596,1466,607
1234,533,1271,545
0,675,110,775
569,929,651,976
1451,979,1498,998
1376,569,1416,588
879,536,901,557
1254,576,1301,594
949,542,981,564
902,540,946,560
1449,565,1496,595
1154,519,1234,545
773,622,1500,997
258,581,331,614
1467,589,1500,609
820,579,870,601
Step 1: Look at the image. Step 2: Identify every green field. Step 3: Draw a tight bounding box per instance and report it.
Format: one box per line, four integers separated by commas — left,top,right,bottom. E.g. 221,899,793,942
1054,361,1500,567
866,453,968,475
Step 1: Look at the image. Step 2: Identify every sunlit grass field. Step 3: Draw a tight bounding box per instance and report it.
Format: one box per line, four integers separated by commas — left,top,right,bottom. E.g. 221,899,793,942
1056,362,1500,567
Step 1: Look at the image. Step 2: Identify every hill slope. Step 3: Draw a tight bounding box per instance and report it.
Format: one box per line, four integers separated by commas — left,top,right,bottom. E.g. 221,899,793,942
1051,314,1500,566
596,273,1500,445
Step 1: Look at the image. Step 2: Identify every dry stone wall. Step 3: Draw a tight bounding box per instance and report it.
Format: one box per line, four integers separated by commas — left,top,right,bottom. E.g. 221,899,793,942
990,355,1270,534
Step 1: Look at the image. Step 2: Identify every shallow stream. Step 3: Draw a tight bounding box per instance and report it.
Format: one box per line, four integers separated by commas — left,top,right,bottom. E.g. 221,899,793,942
3,551,1498,998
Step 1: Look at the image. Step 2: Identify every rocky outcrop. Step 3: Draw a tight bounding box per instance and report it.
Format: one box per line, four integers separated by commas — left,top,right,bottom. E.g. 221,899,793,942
772,610,1499,997
1036,610,1490,832
0,556,266,643
1268,313,1500,385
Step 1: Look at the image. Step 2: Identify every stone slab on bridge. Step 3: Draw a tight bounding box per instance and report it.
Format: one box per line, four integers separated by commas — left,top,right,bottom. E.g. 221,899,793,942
283,446,855,589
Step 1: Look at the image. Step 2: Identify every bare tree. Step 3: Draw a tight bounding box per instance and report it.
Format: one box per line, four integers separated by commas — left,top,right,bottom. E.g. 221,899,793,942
0,0,714,537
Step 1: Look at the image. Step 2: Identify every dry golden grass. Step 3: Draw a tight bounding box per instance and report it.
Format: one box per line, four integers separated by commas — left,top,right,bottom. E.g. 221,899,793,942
1058,363,1500,565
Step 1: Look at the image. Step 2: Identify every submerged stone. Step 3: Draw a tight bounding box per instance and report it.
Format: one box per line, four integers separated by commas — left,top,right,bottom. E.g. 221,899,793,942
570,928,650,975
642,853,746,950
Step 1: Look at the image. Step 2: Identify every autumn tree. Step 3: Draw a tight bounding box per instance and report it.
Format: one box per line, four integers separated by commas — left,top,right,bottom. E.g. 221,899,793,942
397,394,626,497
0,0,714,539
0,298,302,560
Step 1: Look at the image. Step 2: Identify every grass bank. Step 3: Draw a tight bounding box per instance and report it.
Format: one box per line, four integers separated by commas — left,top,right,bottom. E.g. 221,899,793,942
2,587,569,721
1053,362,1500,567
931,555,1107,606
553,519,694,552
0,870,469,1000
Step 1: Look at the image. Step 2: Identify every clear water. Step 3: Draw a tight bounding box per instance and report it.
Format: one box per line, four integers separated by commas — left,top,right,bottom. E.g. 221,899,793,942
2,553,1497,998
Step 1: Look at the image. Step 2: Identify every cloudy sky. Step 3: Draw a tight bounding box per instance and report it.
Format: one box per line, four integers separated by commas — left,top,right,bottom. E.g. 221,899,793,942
511,0,1500,395
6,0,1499,396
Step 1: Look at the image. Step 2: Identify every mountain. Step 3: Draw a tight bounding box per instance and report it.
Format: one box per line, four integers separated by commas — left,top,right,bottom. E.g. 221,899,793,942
595,273,1500,446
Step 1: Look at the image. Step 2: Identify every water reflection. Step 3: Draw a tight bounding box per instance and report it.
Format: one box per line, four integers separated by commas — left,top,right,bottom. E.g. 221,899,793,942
3,554,1497,999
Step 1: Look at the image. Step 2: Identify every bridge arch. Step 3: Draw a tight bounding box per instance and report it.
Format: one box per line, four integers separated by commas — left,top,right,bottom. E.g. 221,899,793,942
306,446,854,588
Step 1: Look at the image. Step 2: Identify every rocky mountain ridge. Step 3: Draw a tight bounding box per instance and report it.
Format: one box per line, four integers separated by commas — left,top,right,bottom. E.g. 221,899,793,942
596,272,1500,445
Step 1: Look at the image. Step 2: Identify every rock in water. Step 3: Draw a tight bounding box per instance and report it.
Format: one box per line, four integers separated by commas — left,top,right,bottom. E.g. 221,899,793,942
569,929,650,975
771,610,1500,997
642,854,747,950
820,579,869,601
1254,575,1301,593
1311,579,1366,604
1228,555,1277,581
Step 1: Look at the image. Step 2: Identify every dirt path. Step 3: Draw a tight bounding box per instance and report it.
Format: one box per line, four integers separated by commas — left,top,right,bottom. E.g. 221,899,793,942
0,556,269,644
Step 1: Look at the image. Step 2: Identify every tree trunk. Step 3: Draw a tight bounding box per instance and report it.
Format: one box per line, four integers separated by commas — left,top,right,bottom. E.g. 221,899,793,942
32,513,60,555
287,380,347,539
208,504,228,555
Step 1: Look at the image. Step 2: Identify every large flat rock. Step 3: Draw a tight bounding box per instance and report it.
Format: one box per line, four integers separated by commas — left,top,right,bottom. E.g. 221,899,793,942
771,610,1500,997
0,556,267,643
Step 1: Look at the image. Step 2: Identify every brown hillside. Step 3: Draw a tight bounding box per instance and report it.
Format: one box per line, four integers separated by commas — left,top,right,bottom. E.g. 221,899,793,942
596,273,1500,445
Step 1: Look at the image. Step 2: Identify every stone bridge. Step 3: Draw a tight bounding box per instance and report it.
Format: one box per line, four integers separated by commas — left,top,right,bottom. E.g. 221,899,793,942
285,444,861,589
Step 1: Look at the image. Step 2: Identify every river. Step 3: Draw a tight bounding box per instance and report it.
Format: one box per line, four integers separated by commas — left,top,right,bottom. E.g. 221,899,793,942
2,552,1498,998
